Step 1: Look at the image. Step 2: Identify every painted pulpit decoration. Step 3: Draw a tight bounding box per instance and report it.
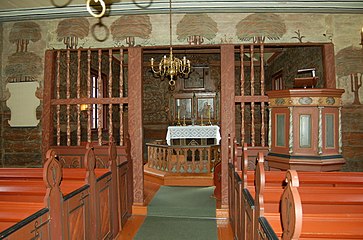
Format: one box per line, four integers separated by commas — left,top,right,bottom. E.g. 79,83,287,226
236,13,286,43
6,82,40,127
111,15,152,47
177,13,217,45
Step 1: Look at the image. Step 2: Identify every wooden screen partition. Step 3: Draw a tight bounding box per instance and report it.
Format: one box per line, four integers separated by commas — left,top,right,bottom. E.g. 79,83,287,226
42,48,128,158
235,43,269,149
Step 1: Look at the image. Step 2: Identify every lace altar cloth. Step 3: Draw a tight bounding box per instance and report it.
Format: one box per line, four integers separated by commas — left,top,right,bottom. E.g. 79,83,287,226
166,125,221,145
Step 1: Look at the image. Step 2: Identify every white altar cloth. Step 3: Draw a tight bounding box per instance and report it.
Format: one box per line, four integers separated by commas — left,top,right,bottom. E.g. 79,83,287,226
166,125,221,145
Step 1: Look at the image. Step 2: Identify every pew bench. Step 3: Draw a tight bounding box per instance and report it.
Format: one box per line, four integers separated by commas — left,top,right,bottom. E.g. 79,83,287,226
243,170,363,187
232,151,363,240
268,170,363,240
0,143,117,240
253,157,363,240
0,168,109,181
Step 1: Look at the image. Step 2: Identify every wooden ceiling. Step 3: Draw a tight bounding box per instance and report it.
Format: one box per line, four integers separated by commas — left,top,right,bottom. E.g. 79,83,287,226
0,0,362,22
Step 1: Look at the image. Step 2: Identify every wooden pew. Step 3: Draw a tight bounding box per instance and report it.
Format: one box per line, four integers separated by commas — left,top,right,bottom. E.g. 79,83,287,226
0,141,120,239
278,170,363,240
228,140,363,240
254,159,363,239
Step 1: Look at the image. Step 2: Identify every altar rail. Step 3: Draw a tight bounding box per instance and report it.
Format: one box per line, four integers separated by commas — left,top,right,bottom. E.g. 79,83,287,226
147,143,220,174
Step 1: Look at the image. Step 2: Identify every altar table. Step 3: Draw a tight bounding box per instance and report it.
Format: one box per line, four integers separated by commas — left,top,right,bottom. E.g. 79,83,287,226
166,125,221,145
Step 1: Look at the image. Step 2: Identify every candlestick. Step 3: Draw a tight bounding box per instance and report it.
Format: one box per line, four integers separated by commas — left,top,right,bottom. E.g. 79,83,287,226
201,114,204,126
177,108,181,125
208,105,212,125
183,115,186,126
361,27,363,47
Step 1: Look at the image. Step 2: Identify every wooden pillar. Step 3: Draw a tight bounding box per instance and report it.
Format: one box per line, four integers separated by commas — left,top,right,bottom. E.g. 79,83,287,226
220,45,236,208
42,50,55,163
323,43,336,88
128,47,144,208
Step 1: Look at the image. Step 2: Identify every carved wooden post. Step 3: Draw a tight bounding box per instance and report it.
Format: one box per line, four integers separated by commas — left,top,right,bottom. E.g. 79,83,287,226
43,149,64,239
220,44,235,208
108,138,120,236
85,143,99,240
128,47,144,210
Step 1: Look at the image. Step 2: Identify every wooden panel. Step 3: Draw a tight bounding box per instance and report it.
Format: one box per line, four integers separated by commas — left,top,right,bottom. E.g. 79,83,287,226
128,47,144,205
99,184,111,239
68,203,85,240
118,163,129,226
42,50,56,161
322,43,336,88
1,211,50,240
220,44,235,207
63,188,90,240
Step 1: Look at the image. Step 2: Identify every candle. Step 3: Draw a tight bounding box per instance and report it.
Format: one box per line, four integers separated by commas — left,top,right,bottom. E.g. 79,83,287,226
208,105,211,120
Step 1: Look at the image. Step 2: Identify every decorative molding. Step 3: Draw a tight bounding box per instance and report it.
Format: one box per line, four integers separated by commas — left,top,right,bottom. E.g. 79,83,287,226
338,106,342,154
268,107,272,151
0,1,362,22
317,106,324,155
288,106,293,154
269,96,342,107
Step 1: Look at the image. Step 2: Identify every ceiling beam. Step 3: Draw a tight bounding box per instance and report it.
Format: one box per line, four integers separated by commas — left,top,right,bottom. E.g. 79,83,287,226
0,0,362,22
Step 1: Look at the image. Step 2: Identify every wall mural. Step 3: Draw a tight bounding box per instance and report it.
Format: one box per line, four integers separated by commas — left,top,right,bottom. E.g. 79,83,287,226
111,15,152,47
4,21,42,127
5,21,42,83
236,13,286,42
176,13,217,45
336,46,363,105
57,18,90,49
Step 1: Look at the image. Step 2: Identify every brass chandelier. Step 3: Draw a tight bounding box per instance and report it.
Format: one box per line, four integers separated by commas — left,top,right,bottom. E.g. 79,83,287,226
150,0,191,86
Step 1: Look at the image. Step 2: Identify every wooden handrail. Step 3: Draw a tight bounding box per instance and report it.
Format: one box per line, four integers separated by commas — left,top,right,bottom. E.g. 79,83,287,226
146,143,220,174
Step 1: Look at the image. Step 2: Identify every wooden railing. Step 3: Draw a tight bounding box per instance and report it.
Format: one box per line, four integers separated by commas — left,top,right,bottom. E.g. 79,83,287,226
147,143,220,174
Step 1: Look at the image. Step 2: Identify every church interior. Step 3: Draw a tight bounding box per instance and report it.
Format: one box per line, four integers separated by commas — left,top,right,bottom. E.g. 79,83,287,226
0,0,362,239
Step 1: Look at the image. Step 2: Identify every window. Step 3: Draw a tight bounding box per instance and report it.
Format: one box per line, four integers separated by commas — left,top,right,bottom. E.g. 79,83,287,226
272,70,284,90
90,72,107,129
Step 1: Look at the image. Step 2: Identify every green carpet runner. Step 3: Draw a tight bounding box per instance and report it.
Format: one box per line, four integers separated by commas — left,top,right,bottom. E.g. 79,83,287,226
134,186,218,240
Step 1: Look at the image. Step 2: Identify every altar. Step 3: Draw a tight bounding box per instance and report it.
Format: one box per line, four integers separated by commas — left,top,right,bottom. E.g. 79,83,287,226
166,125,221,146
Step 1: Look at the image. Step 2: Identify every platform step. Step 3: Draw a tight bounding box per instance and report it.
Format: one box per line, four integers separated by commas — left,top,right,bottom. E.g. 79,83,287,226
144,166,214,186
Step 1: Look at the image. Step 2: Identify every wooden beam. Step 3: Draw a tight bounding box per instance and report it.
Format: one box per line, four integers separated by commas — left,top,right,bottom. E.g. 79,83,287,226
128,47,144,206
220,44,235,208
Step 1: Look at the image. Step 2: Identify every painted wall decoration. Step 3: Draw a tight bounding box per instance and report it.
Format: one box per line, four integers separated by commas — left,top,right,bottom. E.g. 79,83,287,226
176,13,218,45
6,82,40,127
110,15,152,47
236,13,286,42
5,21,42,83
57,18,90,49
336,46,363,105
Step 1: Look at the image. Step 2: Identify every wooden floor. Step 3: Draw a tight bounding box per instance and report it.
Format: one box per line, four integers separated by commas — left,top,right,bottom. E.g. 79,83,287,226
116,177,233,240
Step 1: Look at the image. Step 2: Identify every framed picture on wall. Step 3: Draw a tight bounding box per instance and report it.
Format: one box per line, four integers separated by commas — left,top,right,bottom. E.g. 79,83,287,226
175,98,192,119
197,98,214,119
183,66,209,90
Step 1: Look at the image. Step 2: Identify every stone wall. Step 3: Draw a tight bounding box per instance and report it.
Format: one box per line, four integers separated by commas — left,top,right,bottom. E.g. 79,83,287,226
341,105,363,172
